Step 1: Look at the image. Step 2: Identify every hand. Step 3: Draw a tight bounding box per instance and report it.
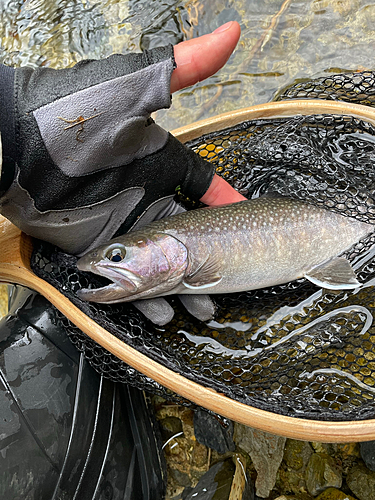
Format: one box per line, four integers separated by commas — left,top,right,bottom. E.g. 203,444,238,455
171,21,245,207
0,21,244,256
0,22,244,325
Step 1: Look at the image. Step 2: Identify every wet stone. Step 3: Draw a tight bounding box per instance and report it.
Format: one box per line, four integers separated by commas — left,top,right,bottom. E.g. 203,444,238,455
346,464,375,500
359,440,375,471
305,453,342,497
284,440,313,470
331,443,360,476
315,487,357,499
311,443,333,455
276,440,313,497
159,416,183,442
181,459,251,500
153,403,209,499
170,468,192,488
332,443,360,460
234,425,286,498
193,410,235,455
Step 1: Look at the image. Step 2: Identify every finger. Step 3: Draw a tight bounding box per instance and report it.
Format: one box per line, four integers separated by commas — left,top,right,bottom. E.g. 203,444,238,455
170,21,241,93
178,294,216,322
132,298,175,326
199,174,247,206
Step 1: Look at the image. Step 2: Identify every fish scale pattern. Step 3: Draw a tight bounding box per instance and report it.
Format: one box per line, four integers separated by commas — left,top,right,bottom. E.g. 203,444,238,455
31,71,375,421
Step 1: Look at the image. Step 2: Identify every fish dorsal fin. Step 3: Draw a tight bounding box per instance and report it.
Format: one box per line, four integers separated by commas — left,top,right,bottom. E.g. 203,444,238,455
183,254,222,290
305,257,360,290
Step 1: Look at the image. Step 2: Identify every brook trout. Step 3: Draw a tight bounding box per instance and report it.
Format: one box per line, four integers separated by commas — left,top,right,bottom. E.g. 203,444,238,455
77,196,374,303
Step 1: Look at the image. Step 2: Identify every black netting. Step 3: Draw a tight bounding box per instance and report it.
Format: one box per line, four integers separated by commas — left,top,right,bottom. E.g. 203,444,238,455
191,113,375,225
31,71,375,421
276,71,375,107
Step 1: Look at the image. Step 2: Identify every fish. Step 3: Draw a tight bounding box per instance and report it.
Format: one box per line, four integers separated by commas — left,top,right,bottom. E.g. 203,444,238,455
76,196,374,304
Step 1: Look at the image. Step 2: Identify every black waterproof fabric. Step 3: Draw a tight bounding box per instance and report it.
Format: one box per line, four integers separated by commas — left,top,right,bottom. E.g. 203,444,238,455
0,286,166,500
31,71,375,421
0,64,16,194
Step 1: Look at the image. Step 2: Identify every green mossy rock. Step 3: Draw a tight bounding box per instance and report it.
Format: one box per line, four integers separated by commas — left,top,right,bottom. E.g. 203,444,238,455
316,487,357,499
305,453,342,497
347,464,375,500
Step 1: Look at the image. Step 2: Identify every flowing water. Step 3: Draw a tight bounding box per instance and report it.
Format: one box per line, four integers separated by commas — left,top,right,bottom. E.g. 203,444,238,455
1,0,375,131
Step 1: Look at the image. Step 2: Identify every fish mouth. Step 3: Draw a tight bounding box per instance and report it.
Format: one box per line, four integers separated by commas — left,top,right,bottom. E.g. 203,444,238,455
106,266,140,293
76,282,133,303
76,263,142,302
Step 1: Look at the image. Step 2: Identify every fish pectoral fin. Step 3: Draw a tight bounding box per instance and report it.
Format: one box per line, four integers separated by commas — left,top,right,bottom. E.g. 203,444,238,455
183,277,222,290
183,254,222,290
304,257,361,290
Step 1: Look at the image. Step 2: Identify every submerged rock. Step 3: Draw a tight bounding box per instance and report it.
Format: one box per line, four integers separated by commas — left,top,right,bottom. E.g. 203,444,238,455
315,487,357,499
234,425,286,498
170,468,192,488
305,453,342,497
359,440,375,472
159,416,184,442
284,440,314,471
347,464,375,500
331,443,360,476
194,410,235,455
276,440,313,497
154,404,209,499
182,457,254,500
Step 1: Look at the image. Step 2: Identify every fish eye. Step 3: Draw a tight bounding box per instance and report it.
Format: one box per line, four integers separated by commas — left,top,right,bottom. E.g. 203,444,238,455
105,244,126,262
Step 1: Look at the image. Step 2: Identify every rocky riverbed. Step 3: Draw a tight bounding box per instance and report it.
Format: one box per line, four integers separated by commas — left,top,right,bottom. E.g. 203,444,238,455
153,396,375,500
0,285,8,318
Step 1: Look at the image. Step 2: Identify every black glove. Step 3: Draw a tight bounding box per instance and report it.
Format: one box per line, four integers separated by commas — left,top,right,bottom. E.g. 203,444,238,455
0,45,214,256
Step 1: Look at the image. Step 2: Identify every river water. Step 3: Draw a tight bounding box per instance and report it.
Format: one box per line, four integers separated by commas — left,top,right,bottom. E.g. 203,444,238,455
1,0,375,132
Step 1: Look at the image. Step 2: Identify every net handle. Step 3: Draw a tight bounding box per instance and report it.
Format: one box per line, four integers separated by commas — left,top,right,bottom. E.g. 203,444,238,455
172,99,375,143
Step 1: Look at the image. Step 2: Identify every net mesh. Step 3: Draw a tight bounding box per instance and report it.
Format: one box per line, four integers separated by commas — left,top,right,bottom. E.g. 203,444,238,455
275,71,375,107
31,71,375,421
